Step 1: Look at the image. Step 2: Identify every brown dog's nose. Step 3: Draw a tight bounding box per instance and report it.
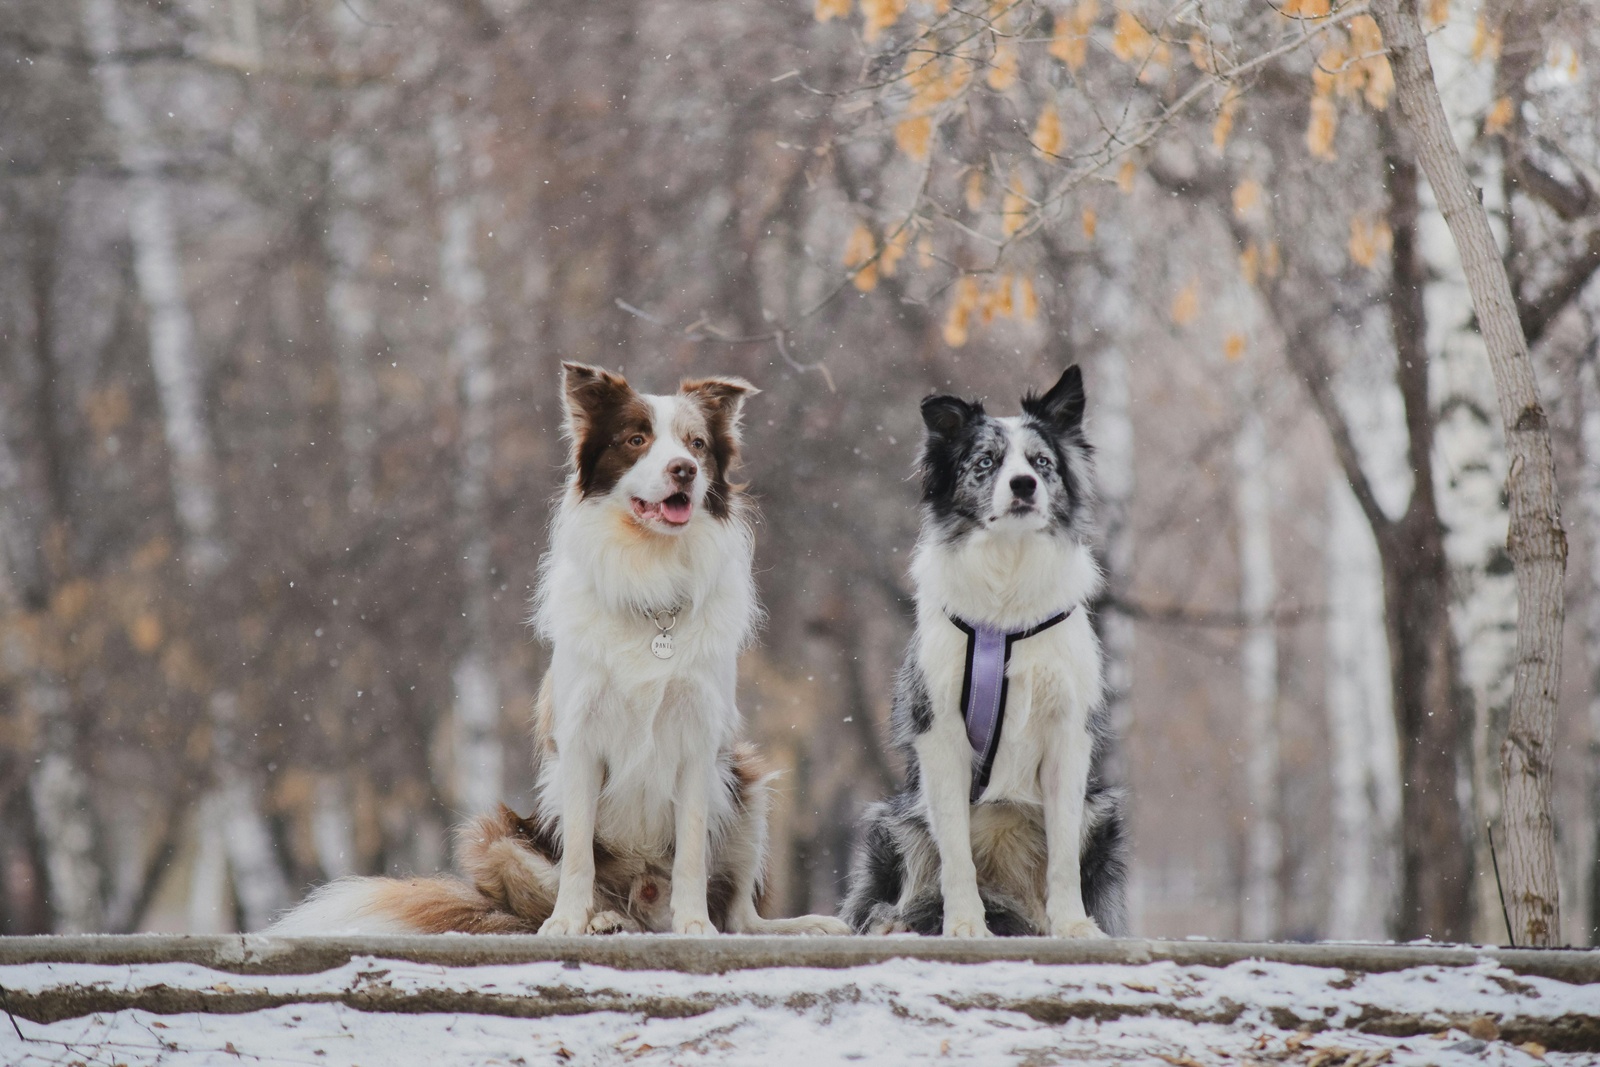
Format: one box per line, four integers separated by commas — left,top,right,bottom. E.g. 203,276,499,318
667,458,698,487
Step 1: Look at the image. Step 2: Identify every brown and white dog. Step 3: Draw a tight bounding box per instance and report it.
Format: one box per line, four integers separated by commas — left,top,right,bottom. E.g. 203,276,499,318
271,363,845,936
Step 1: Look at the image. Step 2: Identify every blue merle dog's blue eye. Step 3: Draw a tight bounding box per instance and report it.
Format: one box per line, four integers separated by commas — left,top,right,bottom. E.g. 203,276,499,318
975,456,994,471
1033,455,1052,471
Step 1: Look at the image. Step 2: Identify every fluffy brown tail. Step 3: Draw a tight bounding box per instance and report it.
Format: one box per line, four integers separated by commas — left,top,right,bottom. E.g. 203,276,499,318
269,875,532,935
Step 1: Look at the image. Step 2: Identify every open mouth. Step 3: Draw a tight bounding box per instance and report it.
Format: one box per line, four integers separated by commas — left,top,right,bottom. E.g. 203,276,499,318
631,492,694,527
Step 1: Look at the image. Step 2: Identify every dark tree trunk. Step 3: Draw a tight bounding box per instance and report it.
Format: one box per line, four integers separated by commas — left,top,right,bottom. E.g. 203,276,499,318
1377,139,1473,940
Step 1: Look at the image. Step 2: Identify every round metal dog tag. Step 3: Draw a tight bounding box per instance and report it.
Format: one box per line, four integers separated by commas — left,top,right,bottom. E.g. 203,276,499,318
651,632,676,660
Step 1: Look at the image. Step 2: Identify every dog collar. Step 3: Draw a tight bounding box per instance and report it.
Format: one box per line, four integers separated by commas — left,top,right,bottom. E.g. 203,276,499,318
643,606,681,660
948,608,1073,803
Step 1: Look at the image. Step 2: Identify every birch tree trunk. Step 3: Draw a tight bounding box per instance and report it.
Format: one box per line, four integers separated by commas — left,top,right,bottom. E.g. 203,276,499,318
1235,404,1280,941
1324,477,1403,939
1578,310,1600,946
84,0,291,929
1371,0,1568,947
81,0,223,580
323,3,380,513
432,103,503,817
1408,0,1519,944
4,217,104,934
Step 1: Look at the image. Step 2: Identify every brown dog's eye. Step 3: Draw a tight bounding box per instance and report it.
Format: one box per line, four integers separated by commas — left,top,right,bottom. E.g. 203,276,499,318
691,437,707,451
628,434,647,447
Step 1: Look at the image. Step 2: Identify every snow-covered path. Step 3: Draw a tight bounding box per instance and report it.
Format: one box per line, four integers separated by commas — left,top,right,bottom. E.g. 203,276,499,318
3,942,1598,1066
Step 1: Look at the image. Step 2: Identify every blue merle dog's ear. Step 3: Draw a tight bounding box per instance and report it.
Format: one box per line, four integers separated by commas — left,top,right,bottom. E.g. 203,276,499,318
1022,365,1086,435
920,395,983,438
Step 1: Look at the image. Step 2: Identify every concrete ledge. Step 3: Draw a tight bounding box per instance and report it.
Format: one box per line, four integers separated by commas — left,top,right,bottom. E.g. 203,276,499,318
1,934,1596,981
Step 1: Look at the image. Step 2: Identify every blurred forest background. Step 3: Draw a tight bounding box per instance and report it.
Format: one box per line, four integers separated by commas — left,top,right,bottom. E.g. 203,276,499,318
1,0,1598,943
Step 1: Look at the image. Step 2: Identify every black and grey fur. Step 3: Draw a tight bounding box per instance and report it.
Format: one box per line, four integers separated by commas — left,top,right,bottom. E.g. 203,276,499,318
841,366,1128,937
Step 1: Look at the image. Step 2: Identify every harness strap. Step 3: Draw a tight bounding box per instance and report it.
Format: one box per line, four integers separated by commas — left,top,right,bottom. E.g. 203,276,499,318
949,608,1072,803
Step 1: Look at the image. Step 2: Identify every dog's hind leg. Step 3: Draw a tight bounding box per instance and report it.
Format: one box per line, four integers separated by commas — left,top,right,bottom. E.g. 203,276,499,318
457,805,560,927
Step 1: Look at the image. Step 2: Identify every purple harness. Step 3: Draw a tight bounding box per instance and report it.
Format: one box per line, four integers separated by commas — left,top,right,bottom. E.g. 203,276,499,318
950,609,1072,803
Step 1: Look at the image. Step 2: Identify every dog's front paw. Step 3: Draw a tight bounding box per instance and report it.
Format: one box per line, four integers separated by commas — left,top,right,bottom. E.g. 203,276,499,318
538,910,590,936
944,914,992,938
673,913,716,936
794,915,852,936
1051,916,1107,939
586,910,637,935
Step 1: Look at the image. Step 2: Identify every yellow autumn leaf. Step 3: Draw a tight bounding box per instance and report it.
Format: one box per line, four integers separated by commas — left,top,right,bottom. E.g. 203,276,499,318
987,42,1019,91
1363,57,1394,110
895,115,933,161
862,0,907,43
965,170,985,211
944,276,980,347
1212,87,1239,151
52,579,93,623
129,613,164,654
815,0,852,22
1232,179,1262,219
843,222,879,291
1470,15,1502,63
1424,0,1449,29
1307,95,1338,159
979,275,1014,323
1016,276,1039,321
1223,333,1247,361
880,226,911,277
1033,103,1064,158
1081,206,1098,240
1347,214,1393,270
1239,242,1260,287
1116,158,1136,193
1280,0,1330,17
1188,31,1214,74
1170,280,1200,326
1484,95,1514,135
1050,29,1088,71
1110,8,1154,64
1312,45,1346,98
1001,174,1029,237
1347,15,1383,56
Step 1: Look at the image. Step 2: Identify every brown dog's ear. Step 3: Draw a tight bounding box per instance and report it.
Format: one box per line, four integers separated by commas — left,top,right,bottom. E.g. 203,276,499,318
680,376,758,444
561,362,634,441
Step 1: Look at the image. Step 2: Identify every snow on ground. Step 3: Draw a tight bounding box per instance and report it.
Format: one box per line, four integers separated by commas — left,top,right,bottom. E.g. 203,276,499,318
1,953,1594,1066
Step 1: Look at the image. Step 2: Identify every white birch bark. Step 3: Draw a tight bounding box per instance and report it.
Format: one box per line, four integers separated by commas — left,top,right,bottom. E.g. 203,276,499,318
186,795,232,934
1411,0,1518,944
311,777,358,880
81,0,223,579
0,289,103,934
208,693,293,930
1577,308,1600,946
432,103,503,816
1234,404,1280,941
1324,476,1403,939
84,0,294,929
323,2,381,512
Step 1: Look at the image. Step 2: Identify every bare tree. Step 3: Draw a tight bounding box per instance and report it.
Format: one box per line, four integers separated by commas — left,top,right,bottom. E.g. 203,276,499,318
1370,0,1567,947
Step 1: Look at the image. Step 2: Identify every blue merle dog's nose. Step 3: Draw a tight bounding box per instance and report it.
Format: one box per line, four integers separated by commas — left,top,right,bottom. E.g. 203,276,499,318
1010,474,1036,500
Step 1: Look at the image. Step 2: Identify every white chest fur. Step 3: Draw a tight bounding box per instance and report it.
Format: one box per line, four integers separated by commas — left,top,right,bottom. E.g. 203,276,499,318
912,529,1105,806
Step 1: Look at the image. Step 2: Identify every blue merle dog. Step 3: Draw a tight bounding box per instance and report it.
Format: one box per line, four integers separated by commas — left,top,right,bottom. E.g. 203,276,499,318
840,366,1127,937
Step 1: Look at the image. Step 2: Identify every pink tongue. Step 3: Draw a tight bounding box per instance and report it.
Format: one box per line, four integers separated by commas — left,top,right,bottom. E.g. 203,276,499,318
661,496,693,525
